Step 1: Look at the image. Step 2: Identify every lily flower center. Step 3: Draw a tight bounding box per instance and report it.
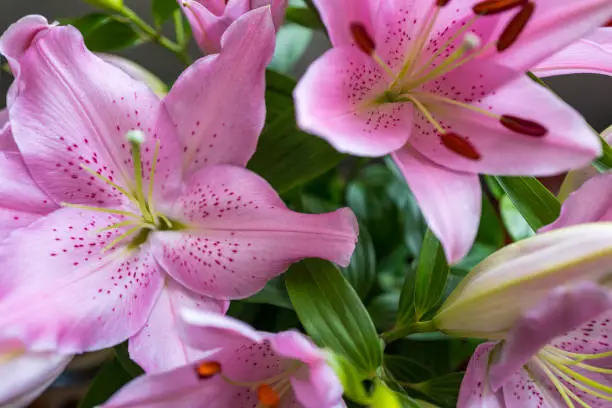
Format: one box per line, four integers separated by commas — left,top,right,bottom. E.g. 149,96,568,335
533,345,612,407
195,359,303,408
351,0,548,161
61,130,182,252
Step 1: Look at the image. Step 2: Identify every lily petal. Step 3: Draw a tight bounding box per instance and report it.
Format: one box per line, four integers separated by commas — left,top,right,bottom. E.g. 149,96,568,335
458,342,505,408
489,281,612,389
500,366,564,408
129,278,228,373
152,165,358,299
164,7,275,175
0,208,164,353
3,18,182,207
0,345,71,408
492,0,612,71
295,47,414,157
392,146,482,263
310,0,375,47
180,0,233,54
542,172,612,232
102,363,231,408
0,109,18,152
533,28,612,77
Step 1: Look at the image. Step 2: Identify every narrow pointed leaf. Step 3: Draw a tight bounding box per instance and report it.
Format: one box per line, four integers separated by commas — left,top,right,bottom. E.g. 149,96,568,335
285,259,383,373
78,358,134,408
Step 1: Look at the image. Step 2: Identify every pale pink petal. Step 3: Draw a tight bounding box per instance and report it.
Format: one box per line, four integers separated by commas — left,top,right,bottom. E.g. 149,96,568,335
542,173,612,232
164,7,275,174
129,279,228,373
412,68,601,176
490,282,612,390
268,331,325,365
103,364,232,408
295,47,413,157
550,311,612,356
153,165,357,299
310,0,375,47
0,15,49,81
0,151,56,240
392,147,481,263
180,0,232,54
5,22,182,206
0,344,70,408
0,108,18,152
534,28,612,77
492,0,612,71
500,366,564,408
458,342,505,408
0,208,164,353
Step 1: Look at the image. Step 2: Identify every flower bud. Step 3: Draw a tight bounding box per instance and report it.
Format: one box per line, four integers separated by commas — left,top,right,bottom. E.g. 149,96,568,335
432,223,612,338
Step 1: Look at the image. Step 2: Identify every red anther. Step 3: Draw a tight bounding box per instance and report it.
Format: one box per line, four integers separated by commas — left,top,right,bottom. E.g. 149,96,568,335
349,22,376,55
497,1,534,52
436,0,451,6
604,18,612,27
501,115,548,137
473,0,527,15
195,361,222,379
440,133,482,160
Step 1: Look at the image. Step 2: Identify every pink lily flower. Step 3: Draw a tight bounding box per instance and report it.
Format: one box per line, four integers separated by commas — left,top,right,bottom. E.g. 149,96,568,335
534,27,612,78
102,309,344,408
0,339,71,408
459,282,612,408
0,12,357,374
179,0,288,54
294,0,612,263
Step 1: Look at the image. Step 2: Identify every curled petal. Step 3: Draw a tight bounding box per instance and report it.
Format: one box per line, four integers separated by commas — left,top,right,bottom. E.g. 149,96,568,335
458,343,505,408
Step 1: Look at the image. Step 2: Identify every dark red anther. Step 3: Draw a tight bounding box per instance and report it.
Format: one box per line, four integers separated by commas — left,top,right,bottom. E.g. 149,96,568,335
437,0,451,6
500,115,548,137
604,18,612,27
440,133,482,161
350,22,376,55
497,1,534,52
473,0,527,15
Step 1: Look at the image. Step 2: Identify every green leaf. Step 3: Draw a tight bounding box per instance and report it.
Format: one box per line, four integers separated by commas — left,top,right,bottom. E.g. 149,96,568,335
410,372,464,408
78,357,133,408
368,292,400,332
71,14,143,52
384,355,436,383
269,23,313,73
244,276,293,309
398,229,449,325
342,223,376,299
285,6,324,29
285,259,383,373
248,70,344,193
594,133,612,172
152,0,180,27
500,195,535,241
493,176,560,230
114,342,145,378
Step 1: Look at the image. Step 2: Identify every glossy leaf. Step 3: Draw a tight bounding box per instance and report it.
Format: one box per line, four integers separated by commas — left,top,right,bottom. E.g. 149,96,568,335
69,14,143,52
384,355,436,383
285,6,324,29
493,176,561,230
410,372,464,408
594,134,612,172
368,292,400,332
152,0,180,27
342,223,376,299
285,259,383,374
328,352,372,405
248,71,344,194
244,277,293,310
78,357,134,408
114,342,145,378
269,23,313,73
500,195,535,241
398,230,449,326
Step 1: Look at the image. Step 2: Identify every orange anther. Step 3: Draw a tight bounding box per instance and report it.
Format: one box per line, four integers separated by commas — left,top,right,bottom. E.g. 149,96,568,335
257,384,281,407
195,361,222,379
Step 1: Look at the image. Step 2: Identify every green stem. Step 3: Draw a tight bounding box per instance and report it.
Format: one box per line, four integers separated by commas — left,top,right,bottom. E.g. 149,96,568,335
381,320,437,344
119,6,192,65
173,10,187,47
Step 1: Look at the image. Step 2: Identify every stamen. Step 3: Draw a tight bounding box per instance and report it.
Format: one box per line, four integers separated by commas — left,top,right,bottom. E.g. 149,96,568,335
349,22,375,55
549,347,612,362
80,164,135,203
440,133,482,160
147,139,161,218
126,130,153,223
413,92,500,120
551,360,612,395
500,115,548,137
398,4,441,81
257,384,280,407
196,361,222,379
60,202,141,219
497,2,535,52
473,0,528,16
101,226,141,253
95,220,139,233
535,359,577,408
